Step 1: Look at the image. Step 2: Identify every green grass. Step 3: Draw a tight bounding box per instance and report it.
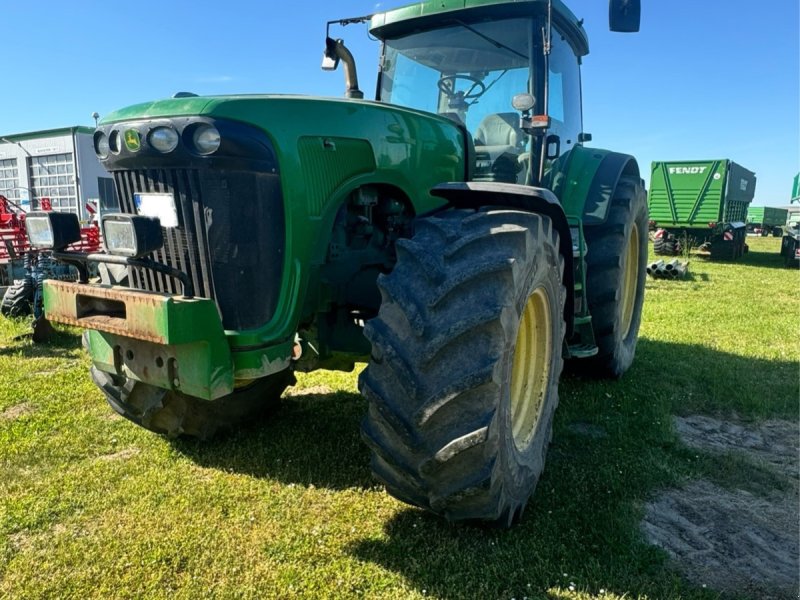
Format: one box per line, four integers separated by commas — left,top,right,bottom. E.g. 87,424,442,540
0,236,797,599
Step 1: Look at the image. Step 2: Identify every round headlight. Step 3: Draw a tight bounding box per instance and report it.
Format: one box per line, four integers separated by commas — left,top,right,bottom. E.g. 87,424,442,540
94,132,109,159
109,130,122,154
192,125,220,155
149,126,180,153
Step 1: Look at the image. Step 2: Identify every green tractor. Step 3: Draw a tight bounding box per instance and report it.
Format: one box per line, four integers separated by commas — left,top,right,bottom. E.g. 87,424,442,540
29,0,647,525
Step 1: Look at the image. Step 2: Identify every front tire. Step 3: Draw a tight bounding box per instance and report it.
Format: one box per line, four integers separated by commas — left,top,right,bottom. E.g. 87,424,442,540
92,367,293,440
580,176,648,378
359,209,566,526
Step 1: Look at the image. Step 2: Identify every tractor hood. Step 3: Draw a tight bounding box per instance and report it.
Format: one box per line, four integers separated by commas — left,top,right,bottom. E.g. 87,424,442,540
99,94,459,128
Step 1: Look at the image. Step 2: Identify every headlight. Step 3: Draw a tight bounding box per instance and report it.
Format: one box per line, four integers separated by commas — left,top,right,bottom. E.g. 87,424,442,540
192,125,221,155
94,132,109,159
25,211,81,250
149,126,180,153
102,214,163,258
109,130,122,154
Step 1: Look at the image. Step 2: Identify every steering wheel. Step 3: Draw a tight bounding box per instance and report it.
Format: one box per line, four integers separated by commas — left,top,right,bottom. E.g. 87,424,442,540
437,75,487,100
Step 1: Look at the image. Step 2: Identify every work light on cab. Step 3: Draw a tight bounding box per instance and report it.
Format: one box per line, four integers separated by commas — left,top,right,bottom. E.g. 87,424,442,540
149,126,180,153
102,214,164,258
25,211,82,251
191,124,221,155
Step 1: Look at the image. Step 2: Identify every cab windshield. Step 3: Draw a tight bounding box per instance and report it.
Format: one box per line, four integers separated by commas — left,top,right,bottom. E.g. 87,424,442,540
379,18,534,182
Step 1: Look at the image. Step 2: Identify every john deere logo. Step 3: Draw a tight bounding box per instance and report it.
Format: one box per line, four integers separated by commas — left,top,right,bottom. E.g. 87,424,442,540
124,129,141,151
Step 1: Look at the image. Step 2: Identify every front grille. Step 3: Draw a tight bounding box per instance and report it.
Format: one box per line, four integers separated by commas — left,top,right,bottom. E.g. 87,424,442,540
114,169,214,299
112,166,286,331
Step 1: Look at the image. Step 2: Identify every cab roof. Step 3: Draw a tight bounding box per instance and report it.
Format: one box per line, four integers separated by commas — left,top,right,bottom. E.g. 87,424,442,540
369,0,589,57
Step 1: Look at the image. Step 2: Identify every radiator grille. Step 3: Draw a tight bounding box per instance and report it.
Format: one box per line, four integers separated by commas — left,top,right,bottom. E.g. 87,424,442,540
113,169,214,300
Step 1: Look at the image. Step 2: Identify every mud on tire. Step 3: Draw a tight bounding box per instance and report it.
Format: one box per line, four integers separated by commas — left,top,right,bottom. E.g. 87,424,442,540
359,208,566,526
579,176,648,378
92,367,293,440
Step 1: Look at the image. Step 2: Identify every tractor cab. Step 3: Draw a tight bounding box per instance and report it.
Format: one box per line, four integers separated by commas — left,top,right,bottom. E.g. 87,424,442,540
369,2,589,186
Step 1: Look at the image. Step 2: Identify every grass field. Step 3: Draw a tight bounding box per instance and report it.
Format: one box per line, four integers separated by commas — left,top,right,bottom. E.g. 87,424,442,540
0,236,797,599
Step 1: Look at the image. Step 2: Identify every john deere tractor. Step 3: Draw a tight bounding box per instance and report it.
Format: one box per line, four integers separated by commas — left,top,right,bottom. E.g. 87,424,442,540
29,0,646,525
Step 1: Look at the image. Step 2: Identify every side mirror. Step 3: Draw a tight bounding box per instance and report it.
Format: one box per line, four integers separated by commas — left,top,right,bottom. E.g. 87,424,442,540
545,134,561,160
322,37,340,71
609,0,640,32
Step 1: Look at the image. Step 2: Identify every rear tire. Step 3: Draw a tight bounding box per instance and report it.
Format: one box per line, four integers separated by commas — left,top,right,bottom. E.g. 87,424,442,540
0,279,34,318
360,208,566,526
91,367,293,440
579,176,648,378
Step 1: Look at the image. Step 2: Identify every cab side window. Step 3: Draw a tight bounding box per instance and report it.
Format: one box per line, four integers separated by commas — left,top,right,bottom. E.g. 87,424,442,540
547,30,582,155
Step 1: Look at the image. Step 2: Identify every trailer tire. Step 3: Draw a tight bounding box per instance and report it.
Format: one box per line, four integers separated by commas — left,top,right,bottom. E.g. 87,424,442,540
653,232,679,256
578,176,648,378
0,279,35,318
360,208,566,526
91,367,293,440
709,240,736,260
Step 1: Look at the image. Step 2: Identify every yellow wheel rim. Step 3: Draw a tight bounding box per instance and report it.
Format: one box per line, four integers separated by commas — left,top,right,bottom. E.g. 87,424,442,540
620,223,640,339
510,287,552,451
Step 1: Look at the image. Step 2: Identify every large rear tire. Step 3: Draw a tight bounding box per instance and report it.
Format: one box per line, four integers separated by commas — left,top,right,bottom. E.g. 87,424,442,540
579,176,648,378
0,279,34,318
91,367,293,440
359,209,566,526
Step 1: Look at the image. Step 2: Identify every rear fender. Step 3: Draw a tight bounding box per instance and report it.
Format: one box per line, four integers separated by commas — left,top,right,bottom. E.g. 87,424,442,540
430,181,574,336
546,146,641,224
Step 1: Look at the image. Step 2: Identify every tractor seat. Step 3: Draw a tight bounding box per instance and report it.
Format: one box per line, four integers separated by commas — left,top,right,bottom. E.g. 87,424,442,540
473,113,523,183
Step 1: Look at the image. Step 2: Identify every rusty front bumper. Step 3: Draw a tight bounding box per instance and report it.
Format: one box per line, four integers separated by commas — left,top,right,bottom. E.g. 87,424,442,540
44,280,235,400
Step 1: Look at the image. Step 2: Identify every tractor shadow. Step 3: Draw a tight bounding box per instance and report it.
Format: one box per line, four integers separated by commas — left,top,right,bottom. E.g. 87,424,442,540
174,387,374,490
687,245,792,270
345,339,797,600
736,246,796,270
644,269,709,284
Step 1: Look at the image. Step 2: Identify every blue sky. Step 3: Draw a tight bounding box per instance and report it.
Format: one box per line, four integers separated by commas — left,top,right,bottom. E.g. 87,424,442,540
2,0,797,205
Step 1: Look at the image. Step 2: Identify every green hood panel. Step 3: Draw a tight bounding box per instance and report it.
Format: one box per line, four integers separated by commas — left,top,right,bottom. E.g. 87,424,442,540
99,94,468,353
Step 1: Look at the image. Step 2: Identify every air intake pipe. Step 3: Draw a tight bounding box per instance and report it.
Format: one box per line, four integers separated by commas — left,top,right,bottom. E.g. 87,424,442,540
321,37,364,100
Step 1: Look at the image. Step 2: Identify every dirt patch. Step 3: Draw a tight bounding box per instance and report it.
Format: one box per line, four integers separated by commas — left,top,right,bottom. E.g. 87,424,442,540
0,402,34,421
642,416,799,599
95,447,140,462
675,415,799,479
285,385,333,397
7,531,33,552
